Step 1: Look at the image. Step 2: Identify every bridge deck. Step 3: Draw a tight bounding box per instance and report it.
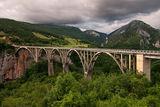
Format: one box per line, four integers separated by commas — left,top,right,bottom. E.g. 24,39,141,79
14,46,160,56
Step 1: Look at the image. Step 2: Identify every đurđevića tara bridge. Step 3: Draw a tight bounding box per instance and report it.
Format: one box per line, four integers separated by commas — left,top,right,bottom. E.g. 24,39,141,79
14,46,160,80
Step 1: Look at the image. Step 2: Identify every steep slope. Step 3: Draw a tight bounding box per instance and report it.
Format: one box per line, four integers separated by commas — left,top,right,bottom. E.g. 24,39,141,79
0,18,103,47
84,30,108,40
105,20,160,49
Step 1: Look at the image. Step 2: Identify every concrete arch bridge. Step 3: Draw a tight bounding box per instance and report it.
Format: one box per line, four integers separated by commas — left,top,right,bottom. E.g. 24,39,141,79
15,46,160,80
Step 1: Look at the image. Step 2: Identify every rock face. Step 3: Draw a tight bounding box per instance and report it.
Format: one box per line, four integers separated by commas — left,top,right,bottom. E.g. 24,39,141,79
0,49,73,82
84,30,108,39
0,50,32,82
84,30,108,47
154,40,160,48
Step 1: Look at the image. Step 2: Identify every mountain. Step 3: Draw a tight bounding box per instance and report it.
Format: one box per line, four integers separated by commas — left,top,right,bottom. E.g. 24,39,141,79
0,18,104,47
105,20,160,49
84,30,108,39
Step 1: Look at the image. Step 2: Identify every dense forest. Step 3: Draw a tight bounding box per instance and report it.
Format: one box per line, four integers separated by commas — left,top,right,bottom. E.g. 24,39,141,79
0,59,160,107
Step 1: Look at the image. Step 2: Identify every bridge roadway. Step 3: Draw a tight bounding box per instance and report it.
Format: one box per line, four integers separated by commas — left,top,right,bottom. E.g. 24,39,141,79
15,46,160,55
14,46,160,80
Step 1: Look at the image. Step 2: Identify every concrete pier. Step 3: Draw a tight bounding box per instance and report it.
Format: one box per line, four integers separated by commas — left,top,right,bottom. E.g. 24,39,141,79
136,54,151,80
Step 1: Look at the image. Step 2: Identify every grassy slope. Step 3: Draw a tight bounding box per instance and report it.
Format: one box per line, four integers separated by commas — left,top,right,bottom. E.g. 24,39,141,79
64,38,89,47
33,32,51,40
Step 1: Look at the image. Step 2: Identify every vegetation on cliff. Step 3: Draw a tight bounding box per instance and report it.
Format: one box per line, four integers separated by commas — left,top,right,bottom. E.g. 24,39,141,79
0,39,14,55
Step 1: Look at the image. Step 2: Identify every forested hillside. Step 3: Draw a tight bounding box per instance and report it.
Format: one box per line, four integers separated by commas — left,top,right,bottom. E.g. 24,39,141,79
0,18,104,47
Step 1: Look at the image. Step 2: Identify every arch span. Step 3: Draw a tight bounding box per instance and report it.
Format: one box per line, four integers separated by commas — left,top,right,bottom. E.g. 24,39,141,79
67,49,81,58
67,49,86,73
67,50,124,74
38,48,49,61
91,52,124,74
15,47,35,59
67,49,85,65
51,48,61,57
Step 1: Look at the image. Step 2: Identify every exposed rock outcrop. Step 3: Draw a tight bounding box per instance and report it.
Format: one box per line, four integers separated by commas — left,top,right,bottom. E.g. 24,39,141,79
154,40,160,48
0,50,32,82
107,20,160,49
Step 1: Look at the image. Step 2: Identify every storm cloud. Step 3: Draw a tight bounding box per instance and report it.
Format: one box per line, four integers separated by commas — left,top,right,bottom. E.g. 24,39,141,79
95,0,160,21
0,0,160,32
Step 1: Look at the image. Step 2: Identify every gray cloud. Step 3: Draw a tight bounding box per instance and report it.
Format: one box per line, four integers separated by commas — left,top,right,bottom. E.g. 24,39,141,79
0,0,160,32
72,9,160,33
0,0,92,24
95,0,160,21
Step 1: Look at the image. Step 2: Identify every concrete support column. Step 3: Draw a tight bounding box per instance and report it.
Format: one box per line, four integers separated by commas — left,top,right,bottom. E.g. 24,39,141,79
62,64,65,74
121,54,123,67
83,65,93,79
35,48,38,62
133,56,136,71
83,65,90,79
61,56,69,74
62,63,69,74
129,54,131,70
79,51,97,79
58,49,70,74
48,60,54,76
84,70,92,79
30,48,39,62
124,56,127,68
136,54,151,80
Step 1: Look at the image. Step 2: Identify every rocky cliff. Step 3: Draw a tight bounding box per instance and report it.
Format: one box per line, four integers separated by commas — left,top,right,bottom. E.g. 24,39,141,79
0,49,73,82
0,50,32,82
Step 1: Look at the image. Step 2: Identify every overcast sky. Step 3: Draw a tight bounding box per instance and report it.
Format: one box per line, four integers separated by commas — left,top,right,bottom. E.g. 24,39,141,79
0,0,160,33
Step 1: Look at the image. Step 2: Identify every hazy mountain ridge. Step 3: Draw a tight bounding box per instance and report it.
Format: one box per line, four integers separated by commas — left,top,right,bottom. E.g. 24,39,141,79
105,20,160,49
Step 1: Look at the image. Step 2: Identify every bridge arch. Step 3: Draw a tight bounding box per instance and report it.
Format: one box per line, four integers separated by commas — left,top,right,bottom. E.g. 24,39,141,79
15,47,35,59
67,49,81,58
39,48,48,54
67,49,86,73
51,48,62,58
67,49,124,78
67,49,84,64
38,48,49,61
91,52,124,74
